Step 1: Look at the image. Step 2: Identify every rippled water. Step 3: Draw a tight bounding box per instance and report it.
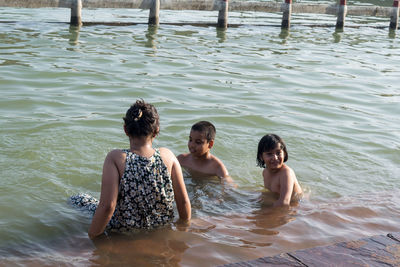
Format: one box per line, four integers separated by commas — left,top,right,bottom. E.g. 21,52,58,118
1,7,399,266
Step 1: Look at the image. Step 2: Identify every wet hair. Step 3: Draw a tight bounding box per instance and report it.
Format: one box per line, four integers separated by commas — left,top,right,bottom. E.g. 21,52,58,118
256,134,288,168
191,121,216,142
123,99,159,137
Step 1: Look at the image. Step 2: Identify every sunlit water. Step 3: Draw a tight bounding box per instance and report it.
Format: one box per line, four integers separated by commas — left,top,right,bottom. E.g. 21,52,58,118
0,6,399,266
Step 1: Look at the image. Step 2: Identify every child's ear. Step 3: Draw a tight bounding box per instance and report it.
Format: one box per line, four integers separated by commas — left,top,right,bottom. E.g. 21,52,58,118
208,140,214,149
155,126,160,137
123,125,129,136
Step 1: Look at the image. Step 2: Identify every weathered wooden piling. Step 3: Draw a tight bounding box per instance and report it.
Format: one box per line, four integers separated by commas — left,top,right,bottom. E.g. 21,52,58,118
389,0,399,30
281,0,292,29
217,0,229,28
148,0,160,25
70,0,82,26
336,0,347,29
0,0,393,17
0,0,397,32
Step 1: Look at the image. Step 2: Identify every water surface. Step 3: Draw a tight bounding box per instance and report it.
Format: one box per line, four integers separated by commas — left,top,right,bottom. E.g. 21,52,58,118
0,7,399,266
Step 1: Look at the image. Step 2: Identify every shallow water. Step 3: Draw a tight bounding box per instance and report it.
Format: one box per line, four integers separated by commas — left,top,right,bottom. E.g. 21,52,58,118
1,7,399,266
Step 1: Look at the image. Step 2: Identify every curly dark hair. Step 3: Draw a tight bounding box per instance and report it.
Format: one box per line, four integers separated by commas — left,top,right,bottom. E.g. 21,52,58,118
123,99,159,137
256,134,288,168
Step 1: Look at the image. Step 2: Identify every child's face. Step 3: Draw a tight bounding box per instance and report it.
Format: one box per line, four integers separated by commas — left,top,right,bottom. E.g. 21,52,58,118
262,143,285,171
188,130,212,157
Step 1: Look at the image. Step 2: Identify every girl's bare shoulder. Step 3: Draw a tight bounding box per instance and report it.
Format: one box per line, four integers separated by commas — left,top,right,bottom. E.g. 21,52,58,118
262,167,269,176
159,147,179,165
107,149,126,160
282,164,295,175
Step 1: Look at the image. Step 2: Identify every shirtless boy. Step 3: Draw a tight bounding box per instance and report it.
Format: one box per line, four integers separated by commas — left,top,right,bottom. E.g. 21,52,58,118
178,121,233,183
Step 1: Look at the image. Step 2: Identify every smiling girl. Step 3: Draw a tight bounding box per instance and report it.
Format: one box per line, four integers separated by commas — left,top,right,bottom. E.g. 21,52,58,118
256,134,302,207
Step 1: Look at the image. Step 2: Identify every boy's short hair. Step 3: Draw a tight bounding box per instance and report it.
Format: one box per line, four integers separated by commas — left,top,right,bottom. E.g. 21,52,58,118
191,121,216,142
256,134,288,168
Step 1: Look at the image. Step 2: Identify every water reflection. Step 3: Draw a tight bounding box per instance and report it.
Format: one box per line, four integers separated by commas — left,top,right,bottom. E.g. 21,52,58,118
0,59,29,66
90,230,189,266
186,190,298,251
145,25,158,50
68,25,80,46
279,29,290,44
388,28,396,39
183,173,297,249
185,176,227,216
333,28,343,43
216,27,227,43
248,205,297,233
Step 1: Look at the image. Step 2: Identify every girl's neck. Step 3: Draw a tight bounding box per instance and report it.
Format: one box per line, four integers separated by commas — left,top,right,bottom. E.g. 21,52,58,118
267,163,285,174
129,135,155,157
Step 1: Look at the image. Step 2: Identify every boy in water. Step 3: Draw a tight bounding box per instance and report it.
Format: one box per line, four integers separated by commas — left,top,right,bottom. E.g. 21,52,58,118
178,121,234,183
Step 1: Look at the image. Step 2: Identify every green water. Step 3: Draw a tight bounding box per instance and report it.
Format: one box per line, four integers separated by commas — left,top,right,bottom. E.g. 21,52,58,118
0,7,399,266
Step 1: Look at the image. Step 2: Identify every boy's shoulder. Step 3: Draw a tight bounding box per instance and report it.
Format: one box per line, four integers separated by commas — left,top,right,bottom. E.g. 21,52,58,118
208,153,229,178
177,152,191,161
208,153,224,165
177,152,223,168
177,153,193,167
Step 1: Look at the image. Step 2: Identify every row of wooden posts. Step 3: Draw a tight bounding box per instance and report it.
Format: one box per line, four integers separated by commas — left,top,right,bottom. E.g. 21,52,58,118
1,0,399,31
67,0,400,30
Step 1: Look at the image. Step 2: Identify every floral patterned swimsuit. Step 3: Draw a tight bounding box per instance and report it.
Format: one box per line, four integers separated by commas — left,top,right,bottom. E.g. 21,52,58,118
70,149,175,232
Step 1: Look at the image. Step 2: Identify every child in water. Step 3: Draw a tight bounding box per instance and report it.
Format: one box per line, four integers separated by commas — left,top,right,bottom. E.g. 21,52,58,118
178,121,234,184
256,134,302,207
70,100,191,239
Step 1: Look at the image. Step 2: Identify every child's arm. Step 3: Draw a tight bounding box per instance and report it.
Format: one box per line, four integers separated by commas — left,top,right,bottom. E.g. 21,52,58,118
88,150,121,239
274,167,296,207
161,148,191,222
176,153,187,168
171,156,191,222
215,158,235,184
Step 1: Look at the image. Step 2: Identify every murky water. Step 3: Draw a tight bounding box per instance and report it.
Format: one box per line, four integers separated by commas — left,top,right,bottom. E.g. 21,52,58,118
0,6,399,266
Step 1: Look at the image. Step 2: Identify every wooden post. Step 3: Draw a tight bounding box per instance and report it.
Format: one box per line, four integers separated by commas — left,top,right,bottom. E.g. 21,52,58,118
336,0,347,29
148,0,160,25
389,0,399,30
281,0,292,29
217,0,228,28
70,0,82,26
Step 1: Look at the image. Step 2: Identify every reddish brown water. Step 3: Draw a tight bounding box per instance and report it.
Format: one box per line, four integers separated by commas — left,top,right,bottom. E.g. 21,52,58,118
3,189,399,266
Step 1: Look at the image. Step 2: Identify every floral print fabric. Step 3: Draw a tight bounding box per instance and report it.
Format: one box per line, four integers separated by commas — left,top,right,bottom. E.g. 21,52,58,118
69,148,175,232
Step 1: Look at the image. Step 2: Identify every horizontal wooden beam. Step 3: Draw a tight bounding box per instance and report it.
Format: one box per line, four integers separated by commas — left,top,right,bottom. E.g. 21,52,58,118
0,0,392,17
